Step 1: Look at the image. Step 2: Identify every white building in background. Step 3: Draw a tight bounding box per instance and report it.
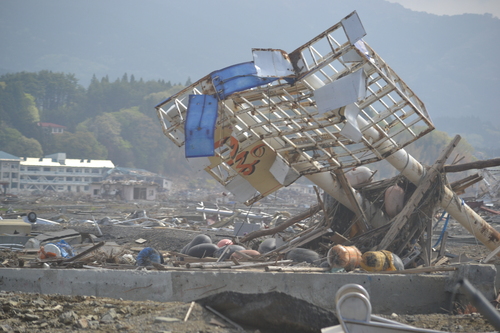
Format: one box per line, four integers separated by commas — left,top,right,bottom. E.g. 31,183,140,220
37,122,67,134
19,153,114,193
0,151,21,194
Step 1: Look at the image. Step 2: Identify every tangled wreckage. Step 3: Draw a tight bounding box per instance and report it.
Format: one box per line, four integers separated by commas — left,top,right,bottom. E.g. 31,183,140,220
155,11,500,267
3,11,500,333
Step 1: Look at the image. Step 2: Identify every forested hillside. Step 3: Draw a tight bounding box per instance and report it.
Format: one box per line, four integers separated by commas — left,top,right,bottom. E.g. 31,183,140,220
0,71,189,175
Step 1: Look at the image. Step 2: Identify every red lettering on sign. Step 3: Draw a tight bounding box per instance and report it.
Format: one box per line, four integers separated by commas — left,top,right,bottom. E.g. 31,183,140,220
214,136,266,176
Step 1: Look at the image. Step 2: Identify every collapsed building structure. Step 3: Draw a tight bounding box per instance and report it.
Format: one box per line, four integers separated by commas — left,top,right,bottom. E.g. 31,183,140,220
155,11,500,265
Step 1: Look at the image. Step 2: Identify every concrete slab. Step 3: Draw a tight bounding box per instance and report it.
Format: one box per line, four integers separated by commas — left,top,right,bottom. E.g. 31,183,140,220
0,264,496,315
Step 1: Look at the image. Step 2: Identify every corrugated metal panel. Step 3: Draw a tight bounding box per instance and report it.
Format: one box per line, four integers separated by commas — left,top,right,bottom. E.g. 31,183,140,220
184,94,218,157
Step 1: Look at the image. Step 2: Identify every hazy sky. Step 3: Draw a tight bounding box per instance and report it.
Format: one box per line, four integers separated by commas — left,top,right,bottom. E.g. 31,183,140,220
386,0,500,18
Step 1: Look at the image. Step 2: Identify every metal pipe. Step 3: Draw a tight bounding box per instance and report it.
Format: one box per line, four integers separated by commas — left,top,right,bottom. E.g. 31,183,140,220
457,279,500,330
356,116,500,251
303,74,500,251
195,207,271,220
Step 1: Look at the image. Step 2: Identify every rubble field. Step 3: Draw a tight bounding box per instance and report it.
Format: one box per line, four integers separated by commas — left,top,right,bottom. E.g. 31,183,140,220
1,196,500,332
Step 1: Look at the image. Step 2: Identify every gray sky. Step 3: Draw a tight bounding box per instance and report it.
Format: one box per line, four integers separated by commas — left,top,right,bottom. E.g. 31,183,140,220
386,0,500,18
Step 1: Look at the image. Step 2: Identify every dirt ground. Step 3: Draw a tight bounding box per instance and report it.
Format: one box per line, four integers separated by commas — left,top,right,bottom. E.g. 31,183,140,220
1,197,500,332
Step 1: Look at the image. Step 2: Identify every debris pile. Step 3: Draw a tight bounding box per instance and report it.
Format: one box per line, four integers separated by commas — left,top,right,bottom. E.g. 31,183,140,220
1,9,500,333
152,9,500,275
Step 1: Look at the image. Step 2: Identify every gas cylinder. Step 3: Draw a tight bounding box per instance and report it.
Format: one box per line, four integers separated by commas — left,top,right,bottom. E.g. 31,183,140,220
384,185,405,218
327,245,362,271
360,250,404,272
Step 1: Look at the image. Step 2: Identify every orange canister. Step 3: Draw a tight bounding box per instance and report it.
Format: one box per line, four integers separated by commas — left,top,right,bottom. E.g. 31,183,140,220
360,250,397,272
327,245,362,271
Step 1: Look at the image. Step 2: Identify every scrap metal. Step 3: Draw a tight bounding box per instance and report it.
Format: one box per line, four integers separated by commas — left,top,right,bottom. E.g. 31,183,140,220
155,11,500,255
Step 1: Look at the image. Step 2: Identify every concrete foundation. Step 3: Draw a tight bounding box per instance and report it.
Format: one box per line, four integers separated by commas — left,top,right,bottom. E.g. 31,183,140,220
0,264,496,315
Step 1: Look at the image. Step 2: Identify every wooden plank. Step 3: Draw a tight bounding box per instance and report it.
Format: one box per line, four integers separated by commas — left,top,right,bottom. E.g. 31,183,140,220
377,172,438,251
438,231,448,258
450,173,483,194
378,266,457,274
329,231,350,245
424,215,433,267
483,245,500,263
240,204,321,242
265,266,330,272
444,157,500,173
333,168,370,232
377,135,461,251
64,241,105,263
231,260,293,269
480,206,500,215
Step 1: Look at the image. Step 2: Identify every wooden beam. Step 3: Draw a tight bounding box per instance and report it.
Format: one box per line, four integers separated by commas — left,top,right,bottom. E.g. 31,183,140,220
333,169,370,232
378,266,457,274
377,135,461,251
313,186,327,223
451,174,483,195
444,157,500,173
239,204,321,243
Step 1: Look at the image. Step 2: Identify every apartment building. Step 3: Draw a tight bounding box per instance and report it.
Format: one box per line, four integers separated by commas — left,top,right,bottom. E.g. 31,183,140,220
19,153,115,193
0,151,21,194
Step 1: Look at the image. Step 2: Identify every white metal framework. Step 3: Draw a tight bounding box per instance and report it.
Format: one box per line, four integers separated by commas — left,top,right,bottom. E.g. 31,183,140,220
156,11,434,205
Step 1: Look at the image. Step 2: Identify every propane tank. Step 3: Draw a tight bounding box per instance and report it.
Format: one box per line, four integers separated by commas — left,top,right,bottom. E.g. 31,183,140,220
327,245,362,271
345,167,373,186
384,185,405,218
360,250,404,272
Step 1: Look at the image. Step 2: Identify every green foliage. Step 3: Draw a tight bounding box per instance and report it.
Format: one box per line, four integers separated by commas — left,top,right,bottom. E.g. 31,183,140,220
0,123,43,157
85,73,172,118
0,71,84,124
79,113,132,166
0,70,192,177
0,81,40,137
49,131,108,159
78,107,187,174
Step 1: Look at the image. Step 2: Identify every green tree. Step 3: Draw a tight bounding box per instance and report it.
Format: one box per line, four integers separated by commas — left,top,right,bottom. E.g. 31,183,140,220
0,124,43,157
0,81,40,137
112,108,170,173
79,113,133,167
49,131,108,159
0,71,86,128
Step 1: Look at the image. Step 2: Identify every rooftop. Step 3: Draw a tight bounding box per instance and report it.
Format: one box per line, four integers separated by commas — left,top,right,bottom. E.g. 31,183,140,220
21,157,114,168
0,151,20,161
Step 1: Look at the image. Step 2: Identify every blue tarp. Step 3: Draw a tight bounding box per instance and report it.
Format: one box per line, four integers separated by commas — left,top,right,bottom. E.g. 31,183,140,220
211,62,278,100
184,94,218,158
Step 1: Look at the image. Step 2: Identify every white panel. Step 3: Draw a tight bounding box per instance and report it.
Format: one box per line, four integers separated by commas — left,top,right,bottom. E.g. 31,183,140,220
341,11,366,45
343,40,370,63
270,156,300,186
342,49,363,63
340,104,363,142
186,157,211,172
225,175,259,203
314,70,366,114
253,49,295,78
